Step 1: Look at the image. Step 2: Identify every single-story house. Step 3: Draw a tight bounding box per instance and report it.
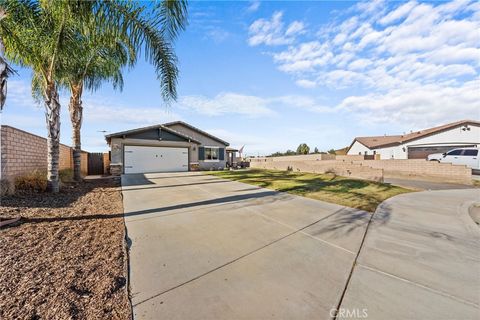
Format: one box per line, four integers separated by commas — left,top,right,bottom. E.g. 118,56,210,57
347,120,480,159
105,121,229,174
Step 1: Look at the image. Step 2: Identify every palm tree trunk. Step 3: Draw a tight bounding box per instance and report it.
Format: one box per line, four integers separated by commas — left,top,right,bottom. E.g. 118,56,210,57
44,82,61,193
69,82,83,181
0,57,8,110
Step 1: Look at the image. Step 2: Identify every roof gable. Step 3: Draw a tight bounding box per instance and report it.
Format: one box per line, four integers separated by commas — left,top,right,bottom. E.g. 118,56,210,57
105,124,201,144
163,121,229,146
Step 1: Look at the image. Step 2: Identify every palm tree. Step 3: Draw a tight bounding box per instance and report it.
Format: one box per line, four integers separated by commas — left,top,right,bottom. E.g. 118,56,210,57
0,0,188,189
0,46,14,113
64,0,188,181
62,12,133,181
0,0,87,192
0,7,15,110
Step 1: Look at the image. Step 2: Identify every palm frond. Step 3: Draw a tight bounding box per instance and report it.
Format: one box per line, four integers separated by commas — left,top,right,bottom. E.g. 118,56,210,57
155,0,188,40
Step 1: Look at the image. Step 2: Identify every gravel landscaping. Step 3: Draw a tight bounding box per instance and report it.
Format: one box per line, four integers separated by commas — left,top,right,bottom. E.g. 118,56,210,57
0,178,131,320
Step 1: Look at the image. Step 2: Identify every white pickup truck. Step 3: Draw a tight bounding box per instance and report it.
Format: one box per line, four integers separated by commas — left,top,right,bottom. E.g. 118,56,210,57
427,147,480,170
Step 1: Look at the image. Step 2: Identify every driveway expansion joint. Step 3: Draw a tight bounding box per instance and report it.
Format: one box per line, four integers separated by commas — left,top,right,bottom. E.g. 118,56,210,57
132,208,343,308
358,264,480,308
182,174,360,254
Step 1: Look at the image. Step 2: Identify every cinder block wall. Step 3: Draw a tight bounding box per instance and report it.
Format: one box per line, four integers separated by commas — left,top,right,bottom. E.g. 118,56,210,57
336,155,365,161
250,155,472,184
350,159,472,184
253,154,366,162
1,126,49,180
250,159,384,182
1,126,88,180
265,154,336,162
59,144,73,170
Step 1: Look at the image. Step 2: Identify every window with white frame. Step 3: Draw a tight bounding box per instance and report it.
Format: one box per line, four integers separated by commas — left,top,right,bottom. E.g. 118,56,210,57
205,147,219,161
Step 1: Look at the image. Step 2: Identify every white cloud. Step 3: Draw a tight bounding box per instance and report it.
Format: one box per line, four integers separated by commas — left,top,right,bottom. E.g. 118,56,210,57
83,98,180,125
274,95,335,113
3,114,44,129
295,79,316,88
175,92,340,117
379,1,417,25
206,128,269,151
247,1,260,13
348,58,372,71
206,27,231,43
285,21,305,36
322,69,373,88
336,80,480,127
269,0,479,88
274,41,332,72
248,11,305,46
178,92,275,117
248,0,479,127
4,80,38,109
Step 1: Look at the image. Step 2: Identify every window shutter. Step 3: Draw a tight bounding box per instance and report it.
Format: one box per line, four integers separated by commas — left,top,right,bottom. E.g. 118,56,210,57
198,146,205,160
219,148,225,161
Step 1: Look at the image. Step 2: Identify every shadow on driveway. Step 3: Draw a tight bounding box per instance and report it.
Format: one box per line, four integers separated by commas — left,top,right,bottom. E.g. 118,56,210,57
122,180,229,192
13,190,280,225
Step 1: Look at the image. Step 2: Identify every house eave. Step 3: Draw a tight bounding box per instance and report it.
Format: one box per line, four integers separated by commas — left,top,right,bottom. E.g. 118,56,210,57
105,124,202,145
163,121,230,146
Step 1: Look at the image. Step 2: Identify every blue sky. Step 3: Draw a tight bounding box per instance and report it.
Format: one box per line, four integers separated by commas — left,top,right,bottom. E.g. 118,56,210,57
3,0,479,156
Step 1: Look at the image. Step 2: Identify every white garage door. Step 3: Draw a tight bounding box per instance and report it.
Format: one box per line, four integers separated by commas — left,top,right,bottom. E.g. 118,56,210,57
124,145,188,174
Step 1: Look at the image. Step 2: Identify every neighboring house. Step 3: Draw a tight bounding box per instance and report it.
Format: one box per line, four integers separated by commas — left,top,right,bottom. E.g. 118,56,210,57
347,120,480,159
334,147,349,155
105,121,229,174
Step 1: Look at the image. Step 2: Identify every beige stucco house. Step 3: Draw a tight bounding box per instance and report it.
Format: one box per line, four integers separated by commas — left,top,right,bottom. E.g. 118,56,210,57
105,121,229,175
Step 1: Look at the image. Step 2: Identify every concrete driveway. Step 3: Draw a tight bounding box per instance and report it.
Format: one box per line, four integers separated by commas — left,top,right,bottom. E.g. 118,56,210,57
122,172,480,320
340,188,480,320
122,172,370,319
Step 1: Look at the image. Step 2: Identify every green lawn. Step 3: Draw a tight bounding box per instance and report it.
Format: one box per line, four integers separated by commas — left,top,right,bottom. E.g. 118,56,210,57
209,169,413,212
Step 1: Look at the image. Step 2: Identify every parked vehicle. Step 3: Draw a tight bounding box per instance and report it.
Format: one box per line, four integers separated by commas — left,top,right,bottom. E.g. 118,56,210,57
427,153,444,162
428,147,479,170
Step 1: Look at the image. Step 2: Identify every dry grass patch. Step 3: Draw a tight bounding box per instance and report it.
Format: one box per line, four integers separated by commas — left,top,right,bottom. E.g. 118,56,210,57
0,178,130,320
210,169,412,212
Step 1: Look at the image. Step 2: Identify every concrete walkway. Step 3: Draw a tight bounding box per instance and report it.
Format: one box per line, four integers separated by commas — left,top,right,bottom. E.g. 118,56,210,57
121,172,480,320
339,188,480,319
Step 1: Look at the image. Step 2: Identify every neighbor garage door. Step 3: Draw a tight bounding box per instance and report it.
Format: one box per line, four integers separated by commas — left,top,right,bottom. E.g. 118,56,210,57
124,145,188,174
407,145,475,159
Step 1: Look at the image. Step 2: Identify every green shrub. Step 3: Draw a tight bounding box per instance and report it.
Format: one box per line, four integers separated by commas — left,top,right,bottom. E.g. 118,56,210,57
14,170,47,192
59,168,74,183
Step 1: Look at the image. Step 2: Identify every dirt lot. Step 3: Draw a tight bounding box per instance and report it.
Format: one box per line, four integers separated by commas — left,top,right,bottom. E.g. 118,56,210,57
0,178,131,320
